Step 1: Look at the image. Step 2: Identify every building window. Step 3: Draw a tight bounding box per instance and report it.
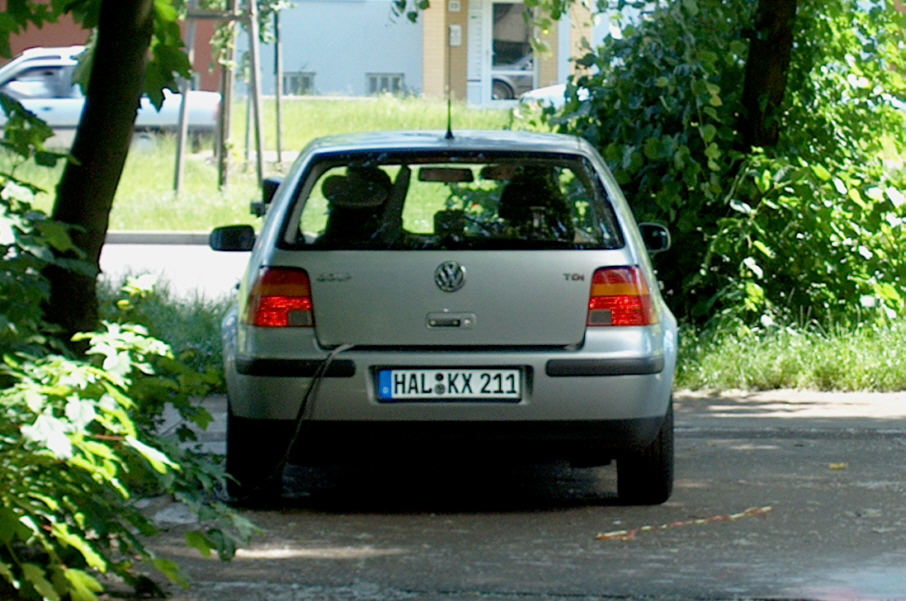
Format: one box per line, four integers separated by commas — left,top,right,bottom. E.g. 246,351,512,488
283,72,315,95
367,73,405,95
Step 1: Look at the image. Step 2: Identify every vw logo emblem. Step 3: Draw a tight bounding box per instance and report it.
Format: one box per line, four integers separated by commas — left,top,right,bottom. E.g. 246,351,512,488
434,261,466,292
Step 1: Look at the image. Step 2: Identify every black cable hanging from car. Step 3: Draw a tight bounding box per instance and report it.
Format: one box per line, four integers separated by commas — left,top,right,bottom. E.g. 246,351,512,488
232,343,353,504
277,343,353,471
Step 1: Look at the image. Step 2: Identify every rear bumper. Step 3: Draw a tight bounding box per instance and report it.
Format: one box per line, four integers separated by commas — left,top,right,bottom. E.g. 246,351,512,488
224,318,678,427
235,356,664,378
231,414,667,466
226,357,674,424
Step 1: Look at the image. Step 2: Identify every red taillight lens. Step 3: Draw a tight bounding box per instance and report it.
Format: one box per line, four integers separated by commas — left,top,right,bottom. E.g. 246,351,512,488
245,268,314,327
587,267,658,327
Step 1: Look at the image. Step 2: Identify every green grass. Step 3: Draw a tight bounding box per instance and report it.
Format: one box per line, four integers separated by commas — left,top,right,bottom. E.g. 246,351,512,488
233,95,517,151
11,96,518,231
676,321,906,392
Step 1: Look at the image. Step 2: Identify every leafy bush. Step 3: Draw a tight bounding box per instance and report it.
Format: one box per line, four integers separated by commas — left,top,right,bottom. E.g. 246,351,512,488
546,0,905,326
100,275,229,393
1,101,252,601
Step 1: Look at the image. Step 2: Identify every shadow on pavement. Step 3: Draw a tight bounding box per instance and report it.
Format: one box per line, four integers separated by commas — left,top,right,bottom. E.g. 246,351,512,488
277,461,621,514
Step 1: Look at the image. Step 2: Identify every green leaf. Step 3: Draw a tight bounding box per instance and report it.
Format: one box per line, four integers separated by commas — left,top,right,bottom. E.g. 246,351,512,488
704,143,721,160
35,220,75,253
811,164,832,181
755,169,772,193
23,563,60,601
848,188,868,210
185,530,214,558
52,523,108,571
729,199,752,215
643,137,663,160
743,257,763,279
0,507,24,543
700,123,717,143
152,558,189,588
752,240,775,259
125,436,178,474
62,569,103,601
21,413,73,459
0,559,15,586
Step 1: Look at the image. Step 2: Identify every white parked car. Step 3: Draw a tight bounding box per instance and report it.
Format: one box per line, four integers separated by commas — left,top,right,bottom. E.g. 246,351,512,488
210,129,678,506
0,46,220,139
519,83,590,109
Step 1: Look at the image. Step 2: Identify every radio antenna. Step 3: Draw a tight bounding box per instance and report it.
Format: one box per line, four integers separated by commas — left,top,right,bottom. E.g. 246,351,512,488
445,24,454,140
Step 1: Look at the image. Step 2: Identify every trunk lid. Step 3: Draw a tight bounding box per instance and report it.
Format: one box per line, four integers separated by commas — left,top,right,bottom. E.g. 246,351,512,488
286,251,610,347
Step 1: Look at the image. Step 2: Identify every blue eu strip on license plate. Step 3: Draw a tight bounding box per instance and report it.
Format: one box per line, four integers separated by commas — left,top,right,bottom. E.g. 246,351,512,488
378,368,521,401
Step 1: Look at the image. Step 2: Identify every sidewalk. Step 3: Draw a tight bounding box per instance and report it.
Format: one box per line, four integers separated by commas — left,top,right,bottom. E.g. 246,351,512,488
675,388,906,434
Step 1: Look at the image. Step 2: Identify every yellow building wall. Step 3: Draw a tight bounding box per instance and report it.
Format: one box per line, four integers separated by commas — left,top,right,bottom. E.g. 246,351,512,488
423,0,470,100
570,2,594,77
423,0,594,101
449,2,469,100
422,3,447,98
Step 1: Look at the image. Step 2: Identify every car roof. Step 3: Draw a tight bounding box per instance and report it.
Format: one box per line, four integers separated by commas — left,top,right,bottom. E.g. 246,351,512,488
18,46,85,60
301,130,597,158
0,45,84,81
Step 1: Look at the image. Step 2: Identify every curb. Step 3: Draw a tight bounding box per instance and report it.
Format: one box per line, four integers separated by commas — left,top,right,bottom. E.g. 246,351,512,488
105,231,210,245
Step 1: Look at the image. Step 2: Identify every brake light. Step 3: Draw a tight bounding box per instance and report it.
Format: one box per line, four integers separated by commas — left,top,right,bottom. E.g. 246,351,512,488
587,267,658,327
245,268,314,327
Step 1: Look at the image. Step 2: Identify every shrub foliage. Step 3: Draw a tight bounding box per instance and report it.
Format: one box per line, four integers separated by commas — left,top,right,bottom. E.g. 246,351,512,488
1,97,253,601
547,0,905,326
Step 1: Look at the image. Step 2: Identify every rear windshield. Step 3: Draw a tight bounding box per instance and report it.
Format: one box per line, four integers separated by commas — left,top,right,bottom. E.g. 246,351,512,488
281,152,624,251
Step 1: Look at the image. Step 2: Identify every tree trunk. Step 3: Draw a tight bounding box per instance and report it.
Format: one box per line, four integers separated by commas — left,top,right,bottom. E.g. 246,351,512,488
45,0,154,342
739,0,797,149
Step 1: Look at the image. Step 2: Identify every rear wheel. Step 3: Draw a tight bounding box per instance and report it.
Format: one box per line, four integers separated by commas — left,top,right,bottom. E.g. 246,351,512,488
492,79,514,100
226,406,293,505
617,398,674,505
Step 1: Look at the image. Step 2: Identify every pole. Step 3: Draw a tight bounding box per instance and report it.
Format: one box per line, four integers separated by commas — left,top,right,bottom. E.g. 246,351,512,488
274,11,283,164
217,0,240,189
246,0,265,182
174,0,198,193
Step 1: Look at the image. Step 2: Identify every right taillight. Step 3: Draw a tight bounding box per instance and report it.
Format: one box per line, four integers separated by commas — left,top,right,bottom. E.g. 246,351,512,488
587,266,658,327
244,267,314,327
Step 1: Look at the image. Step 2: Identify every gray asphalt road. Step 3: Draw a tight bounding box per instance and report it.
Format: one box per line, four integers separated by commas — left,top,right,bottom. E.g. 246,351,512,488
148,391,906,601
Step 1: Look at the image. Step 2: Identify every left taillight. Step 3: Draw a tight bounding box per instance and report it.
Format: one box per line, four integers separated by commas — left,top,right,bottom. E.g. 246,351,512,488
244,267,314,327
587,266,658,327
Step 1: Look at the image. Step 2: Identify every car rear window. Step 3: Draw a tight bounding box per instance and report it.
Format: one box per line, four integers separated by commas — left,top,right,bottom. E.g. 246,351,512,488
281,153,624,251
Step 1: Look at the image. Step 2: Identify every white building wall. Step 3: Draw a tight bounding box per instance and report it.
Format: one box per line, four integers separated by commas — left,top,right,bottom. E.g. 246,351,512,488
249,0,424,96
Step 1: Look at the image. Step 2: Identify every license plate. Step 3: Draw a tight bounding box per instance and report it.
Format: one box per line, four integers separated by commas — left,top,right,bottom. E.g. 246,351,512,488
377,368,521,401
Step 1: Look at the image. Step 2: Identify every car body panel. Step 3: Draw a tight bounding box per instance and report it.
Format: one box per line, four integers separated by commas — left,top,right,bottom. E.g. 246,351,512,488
0,45,219,133
271,249,626,347
216,129,677,466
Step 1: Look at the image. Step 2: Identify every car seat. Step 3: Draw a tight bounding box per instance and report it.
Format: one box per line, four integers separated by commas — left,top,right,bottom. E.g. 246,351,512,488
497,166,573,241
317,166,392,246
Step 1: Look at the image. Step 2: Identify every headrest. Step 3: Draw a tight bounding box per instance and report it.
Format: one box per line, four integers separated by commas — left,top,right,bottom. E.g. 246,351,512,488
321,167,391,209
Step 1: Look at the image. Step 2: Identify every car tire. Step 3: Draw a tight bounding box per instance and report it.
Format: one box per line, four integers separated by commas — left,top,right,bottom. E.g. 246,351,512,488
616,398,674,505
226,405,293,505
492,80,514,100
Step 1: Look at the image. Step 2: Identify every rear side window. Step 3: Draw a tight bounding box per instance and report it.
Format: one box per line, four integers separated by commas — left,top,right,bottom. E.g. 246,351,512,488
283,154,624,251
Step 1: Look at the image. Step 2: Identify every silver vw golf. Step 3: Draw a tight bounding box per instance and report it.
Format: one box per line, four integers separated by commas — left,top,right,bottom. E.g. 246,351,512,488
210,130,677,504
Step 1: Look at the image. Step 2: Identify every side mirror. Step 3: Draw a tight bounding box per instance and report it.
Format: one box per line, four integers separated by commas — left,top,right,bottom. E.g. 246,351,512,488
638,223,671,254
251,176,283,216
210,225,255,251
